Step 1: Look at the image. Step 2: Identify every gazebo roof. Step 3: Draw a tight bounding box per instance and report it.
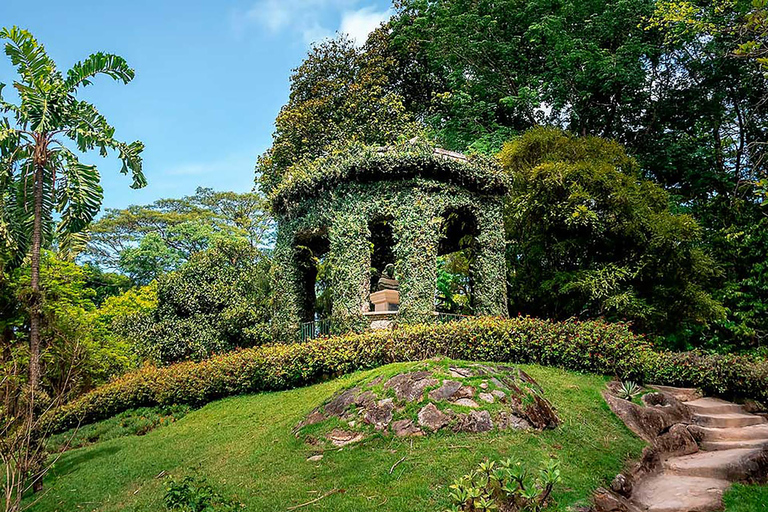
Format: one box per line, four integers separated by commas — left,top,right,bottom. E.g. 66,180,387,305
270,141,509,214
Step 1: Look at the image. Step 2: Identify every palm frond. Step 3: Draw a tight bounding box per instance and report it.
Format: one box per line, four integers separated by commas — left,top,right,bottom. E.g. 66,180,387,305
65,52,134,89
57,229,90,260
0,26,57,88
54,150,104,235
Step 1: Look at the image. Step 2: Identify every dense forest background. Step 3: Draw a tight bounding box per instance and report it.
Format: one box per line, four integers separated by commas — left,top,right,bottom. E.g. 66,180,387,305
2,0,767,405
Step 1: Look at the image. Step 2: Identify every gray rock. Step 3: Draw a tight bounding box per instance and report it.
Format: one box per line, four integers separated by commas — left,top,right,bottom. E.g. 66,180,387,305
480,381,489,390
491,390,507,401
478,392,495,404
454,398,480,408
384,372,438,402
448,366,473,378
327,428,364,447
428,380,462,401
307,454,323,462
417,403,451,431
454,410,493,433
490,377,508,390
497,411,532,430
391,419,423,437
324,387,361,416
362,398,394,430
454,385,475,399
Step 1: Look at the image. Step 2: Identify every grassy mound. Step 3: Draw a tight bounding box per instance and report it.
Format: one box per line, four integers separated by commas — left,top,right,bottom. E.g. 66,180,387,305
30,362,644,512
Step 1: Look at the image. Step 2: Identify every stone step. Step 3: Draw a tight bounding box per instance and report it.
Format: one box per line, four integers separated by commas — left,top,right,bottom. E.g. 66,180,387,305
664,448,763,480
693,412,767,428
650,385,702,402
695,423,768,441
701,438,768,451
631,473,728,512
685,397,743,415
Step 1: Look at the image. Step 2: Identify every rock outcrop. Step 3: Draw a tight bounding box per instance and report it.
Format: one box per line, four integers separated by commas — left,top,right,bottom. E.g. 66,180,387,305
294,361,559,446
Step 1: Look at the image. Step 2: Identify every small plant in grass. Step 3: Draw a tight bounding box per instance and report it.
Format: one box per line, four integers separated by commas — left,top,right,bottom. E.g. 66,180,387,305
164,475,243,511
617,381,642,401
446,457,561,512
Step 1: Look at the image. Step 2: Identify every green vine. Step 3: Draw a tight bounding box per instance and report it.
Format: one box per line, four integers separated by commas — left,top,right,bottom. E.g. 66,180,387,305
271,143,509,339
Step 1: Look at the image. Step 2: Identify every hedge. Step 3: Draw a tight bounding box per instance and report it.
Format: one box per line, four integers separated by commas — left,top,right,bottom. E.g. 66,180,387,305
44,316,768,432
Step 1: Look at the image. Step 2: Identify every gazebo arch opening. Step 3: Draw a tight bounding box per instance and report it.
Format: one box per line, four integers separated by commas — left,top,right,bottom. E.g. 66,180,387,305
436,207,479,315
295,229,330,322
368,217,396,295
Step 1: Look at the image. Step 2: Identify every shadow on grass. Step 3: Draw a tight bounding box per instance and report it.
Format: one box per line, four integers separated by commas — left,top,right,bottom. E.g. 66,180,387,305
49,444,122,479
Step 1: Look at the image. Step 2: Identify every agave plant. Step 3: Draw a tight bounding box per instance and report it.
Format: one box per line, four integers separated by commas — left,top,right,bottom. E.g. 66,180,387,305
617,380,642,400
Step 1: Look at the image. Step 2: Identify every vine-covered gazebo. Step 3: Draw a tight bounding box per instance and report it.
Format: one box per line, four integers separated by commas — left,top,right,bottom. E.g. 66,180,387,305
270,141,509,338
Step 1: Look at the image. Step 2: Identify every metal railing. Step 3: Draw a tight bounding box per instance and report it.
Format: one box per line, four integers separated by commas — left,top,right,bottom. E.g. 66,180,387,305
300,318,333,341
434,312,471,324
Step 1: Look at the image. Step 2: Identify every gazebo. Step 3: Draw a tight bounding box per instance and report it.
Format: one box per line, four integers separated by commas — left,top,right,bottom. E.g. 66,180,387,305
270,141,509,339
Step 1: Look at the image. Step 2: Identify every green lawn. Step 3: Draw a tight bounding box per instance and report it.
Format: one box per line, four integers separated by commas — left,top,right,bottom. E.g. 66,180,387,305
29,361,645,512
724,483,768,512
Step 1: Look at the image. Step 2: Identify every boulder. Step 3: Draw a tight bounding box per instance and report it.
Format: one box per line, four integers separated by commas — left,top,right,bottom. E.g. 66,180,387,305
327,428,364,447
428,380,462,401
324,387,362,416
454,398,480,408
417,403,451,431
384,372,438,402
655,423,699,457
478,393,495,404
497,411,532,430
391,419,423,437
454,410,493,433
603,391,690,442
362,398,394,430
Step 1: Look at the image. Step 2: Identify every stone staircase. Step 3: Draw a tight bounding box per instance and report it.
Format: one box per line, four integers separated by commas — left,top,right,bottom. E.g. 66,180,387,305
632,393,768,512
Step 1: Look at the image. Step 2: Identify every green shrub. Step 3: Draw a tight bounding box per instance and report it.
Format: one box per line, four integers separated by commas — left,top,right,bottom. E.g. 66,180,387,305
446,457,561,512
164,475,242,512
42,316,768,433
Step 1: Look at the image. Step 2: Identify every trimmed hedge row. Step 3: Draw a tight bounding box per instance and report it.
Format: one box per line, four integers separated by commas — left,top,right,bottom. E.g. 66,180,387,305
44,316,768,432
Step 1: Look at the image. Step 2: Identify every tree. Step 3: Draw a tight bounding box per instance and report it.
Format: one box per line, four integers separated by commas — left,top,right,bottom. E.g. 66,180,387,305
500,128,724,344
0,27,145,393
257,33,419,194
136,238,272,365
85,187,271,279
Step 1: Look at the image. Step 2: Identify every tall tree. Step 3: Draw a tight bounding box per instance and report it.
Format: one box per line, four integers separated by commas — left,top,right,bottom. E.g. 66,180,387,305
257,33,419,194
84,187,272,280
0,27,145,392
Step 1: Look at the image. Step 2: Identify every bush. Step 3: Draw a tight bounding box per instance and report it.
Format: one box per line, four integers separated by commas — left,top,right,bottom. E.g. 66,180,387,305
43,316,768,432
164,475,242,512
446,457,561,512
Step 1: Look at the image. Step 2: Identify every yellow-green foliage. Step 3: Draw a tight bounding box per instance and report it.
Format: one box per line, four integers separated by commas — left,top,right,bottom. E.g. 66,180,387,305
43,316,768,433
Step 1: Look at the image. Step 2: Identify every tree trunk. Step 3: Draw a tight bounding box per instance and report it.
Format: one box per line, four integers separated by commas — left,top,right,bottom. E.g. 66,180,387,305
28,160,44,395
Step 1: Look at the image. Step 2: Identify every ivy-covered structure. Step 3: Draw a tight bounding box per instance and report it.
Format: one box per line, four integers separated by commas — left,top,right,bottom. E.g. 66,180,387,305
270,141,509,338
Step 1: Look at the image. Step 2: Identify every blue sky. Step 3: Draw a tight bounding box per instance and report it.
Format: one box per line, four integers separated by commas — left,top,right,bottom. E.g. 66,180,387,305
0,0,393,210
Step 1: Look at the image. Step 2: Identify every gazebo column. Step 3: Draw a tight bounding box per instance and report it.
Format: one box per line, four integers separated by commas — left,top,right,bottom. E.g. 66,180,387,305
328,211,371,331
472,201,509,317
271,222,304,339
393,202,440,323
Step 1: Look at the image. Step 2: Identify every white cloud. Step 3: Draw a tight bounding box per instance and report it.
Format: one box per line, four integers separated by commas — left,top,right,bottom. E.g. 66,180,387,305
339,6,391,45
234,0,391,46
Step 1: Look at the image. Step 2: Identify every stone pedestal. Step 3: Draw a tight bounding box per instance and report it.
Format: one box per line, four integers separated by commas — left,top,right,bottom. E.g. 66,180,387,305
370,289,400,312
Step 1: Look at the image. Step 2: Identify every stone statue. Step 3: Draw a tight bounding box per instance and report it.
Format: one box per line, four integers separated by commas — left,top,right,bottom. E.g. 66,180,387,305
376,263,399,291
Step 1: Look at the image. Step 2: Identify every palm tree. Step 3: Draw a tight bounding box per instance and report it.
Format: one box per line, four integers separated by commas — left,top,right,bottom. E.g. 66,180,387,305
0,26,146,394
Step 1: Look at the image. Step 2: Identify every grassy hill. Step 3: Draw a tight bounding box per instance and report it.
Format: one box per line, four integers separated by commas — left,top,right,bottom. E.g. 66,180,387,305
30,361,645,512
